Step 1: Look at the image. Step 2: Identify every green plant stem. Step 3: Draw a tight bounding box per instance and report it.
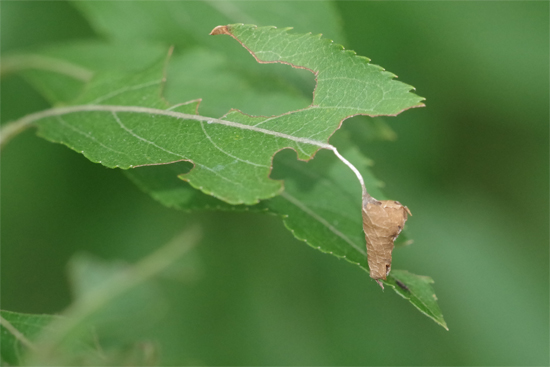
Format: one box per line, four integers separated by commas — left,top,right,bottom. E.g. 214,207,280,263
0,116,36,149
0,55,93,81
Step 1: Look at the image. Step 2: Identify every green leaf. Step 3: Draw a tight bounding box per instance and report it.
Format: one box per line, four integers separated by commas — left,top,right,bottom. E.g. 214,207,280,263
23,227,200,366
1,42,311,120
0,310,58,366
1,41,167,105
264,142,447,329
388,270,447,329
73,1,346,100
1,19,441,327
73,1,345,50
126,133,447,329
164,47,311,118
6,24,423,205
0,228,200,366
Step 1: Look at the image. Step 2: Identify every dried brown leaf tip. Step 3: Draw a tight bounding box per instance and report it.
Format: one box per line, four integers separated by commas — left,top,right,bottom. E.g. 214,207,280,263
362,197,411,289
210,25,231,36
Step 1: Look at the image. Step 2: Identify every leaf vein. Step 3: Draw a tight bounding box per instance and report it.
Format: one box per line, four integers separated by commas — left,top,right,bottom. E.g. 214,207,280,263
56,116,128,157
111,111,185,162
281,191,366,256
90,80,163,104
200,121,269,168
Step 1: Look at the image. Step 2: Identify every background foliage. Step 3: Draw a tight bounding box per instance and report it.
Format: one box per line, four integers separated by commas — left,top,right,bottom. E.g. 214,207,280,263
1,1,548,365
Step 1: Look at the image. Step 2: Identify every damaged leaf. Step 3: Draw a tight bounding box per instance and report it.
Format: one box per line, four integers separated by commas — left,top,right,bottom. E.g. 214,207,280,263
1,23,446,328
1,24,423,205
125,134,448,329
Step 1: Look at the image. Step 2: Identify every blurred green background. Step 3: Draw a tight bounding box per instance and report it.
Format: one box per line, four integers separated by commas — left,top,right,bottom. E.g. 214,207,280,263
1,1,548,365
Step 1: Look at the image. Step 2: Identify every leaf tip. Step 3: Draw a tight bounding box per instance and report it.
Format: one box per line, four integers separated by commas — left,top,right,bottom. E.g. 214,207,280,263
210,25,231,36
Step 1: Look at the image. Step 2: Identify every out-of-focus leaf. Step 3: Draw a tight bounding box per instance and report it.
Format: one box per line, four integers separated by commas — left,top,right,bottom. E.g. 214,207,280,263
23,227,200,366
72,0,346,96
1,42,311,120
164,47,310,118
0,228,200,366
0,310,58,366
1,41,167,104
72,1,344,49
346,116,398,142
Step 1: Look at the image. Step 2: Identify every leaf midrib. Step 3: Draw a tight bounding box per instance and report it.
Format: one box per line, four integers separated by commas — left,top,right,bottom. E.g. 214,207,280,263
7,104,334,150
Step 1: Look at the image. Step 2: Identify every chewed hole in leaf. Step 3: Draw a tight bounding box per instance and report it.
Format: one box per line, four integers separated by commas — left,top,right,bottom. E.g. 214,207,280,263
270,149,320,192
128,161,194,190
164,48,315,118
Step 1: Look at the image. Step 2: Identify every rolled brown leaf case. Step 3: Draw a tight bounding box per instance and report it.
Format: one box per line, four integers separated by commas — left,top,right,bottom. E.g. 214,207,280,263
362,198,411,288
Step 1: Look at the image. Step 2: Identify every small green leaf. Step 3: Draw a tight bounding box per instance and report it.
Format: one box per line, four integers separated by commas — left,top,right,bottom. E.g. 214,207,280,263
0,310,58,365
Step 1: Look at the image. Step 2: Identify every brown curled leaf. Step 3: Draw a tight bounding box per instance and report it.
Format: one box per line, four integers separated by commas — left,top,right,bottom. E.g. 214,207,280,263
362,199,411,287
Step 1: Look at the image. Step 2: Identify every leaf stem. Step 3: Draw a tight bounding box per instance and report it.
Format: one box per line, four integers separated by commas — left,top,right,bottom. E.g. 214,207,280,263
330,146,375,203
0,55,93,81
0,116,36,149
